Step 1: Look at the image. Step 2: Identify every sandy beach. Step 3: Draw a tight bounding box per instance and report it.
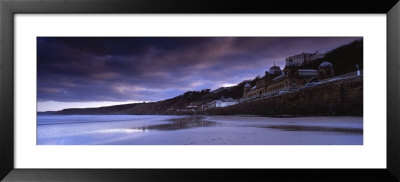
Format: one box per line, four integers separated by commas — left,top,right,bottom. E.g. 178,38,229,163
37,115,363,145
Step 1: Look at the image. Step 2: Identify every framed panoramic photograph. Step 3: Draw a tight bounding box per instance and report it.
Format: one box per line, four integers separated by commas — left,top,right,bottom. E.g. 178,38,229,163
35,36,364,145
1,0,400,181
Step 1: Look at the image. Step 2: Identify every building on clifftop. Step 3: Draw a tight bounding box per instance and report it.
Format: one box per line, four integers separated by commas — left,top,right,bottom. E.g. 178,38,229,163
242,60,335,100
285,51,326,66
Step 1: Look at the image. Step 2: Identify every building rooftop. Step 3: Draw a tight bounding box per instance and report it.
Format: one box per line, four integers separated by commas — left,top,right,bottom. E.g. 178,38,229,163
319,61,333,68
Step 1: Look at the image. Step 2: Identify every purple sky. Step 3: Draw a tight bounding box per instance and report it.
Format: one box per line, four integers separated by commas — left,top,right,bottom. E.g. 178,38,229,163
37,37,361,111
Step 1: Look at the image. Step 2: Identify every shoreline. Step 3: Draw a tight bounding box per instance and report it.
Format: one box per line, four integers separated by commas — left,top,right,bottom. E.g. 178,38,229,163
37,113,363,118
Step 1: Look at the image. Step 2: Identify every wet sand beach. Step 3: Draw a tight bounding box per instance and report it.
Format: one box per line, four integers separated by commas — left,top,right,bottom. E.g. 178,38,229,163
37,115,363,145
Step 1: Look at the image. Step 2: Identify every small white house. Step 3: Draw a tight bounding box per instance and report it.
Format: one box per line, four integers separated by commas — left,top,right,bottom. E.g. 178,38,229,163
215,100,237,107
206,97,238,109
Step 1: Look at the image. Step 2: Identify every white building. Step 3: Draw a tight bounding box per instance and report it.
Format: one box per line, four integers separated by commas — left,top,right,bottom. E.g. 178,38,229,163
285,51,326,66
310,51,325,61
206,97,238,109
285,52,313,66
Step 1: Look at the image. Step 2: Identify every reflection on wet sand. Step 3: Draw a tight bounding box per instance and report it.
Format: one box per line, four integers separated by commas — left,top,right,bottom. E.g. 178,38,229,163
37,115,363,145
262,125,363,134
134,116,217,131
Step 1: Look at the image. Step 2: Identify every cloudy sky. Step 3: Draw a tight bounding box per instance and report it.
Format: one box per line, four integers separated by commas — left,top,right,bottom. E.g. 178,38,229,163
37,37,360,111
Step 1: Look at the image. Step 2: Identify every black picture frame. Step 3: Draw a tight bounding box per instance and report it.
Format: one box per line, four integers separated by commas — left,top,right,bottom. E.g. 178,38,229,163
1,0,399,181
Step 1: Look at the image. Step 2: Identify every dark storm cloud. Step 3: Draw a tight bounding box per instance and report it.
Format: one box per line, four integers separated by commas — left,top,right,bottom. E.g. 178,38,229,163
37,37,361,102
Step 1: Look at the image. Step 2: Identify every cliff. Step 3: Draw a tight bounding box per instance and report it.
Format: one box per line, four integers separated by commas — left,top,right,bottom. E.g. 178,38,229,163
206,76,363,116
49,39,363,116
